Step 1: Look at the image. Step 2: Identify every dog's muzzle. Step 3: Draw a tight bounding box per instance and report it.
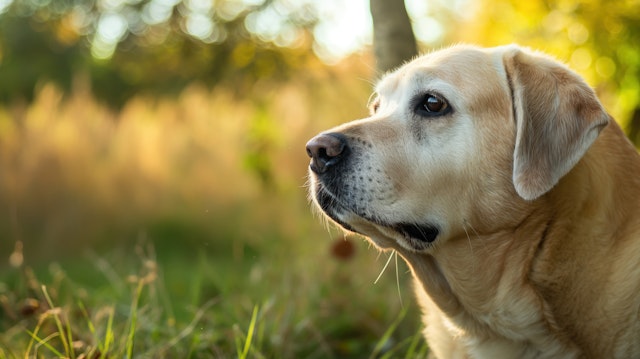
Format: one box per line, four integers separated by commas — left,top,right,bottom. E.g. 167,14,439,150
305,132,440,249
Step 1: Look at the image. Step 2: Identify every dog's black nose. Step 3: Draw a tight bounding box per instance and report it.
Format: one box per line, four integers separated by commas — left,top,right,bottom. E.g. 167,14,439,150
306,133,348,174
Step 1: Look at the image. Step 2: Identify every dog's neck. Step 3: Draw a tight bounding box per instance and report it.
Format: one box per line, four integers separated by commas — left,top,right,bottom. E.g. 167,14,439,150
401,209,552,332
397,121,640,353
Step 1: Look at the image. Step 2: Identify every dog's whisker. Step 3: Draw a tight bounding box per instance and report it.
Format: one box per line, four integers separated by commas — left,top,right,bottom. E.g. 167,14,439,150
465,219,490,253
462,220,479,275
394,250,404,309
467,220,481,238
374,249,395,285
462,221,474,257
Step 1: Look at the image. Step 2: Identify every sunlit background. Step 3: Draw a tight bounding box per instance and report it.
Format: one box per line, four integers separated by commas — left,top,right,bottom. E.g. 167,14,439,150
0,0,639,357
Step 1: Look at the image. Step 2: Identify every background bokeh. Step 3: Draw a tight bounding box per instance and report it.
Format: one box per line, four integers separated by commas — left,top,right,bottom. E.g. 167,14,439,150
1,0,639,357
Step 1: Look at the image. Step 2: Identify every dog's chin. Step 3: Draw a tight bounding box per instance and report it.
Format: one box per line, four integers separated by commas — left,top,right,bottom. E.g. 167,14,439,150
312,184,439,252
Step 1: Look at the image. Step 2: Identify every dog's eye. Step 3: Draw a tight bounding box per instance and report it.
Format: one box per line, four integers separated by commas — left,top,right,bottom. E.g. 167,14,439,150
416,94,449,117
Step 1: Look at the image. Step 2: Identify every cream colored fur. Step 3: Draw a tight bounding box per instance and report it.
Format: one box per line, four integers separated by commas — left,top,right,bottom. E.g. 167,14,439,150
307,44,640,358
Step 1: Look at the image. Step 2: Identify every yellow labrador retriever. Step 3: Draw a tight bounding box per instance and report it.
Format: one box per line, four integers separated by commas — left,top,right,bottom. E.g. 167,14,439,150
306,44,640,358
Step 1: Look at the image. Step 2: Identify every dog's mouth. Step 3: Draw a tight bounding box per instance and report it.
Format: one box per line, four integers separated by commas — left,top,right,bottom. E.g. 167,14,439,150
312,182,439,249
393,223,439,244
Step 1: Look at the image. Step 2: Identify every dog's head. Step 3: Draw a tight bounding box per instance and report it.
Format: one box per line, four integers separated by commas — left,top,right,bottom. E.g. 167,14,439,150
306,45,609,252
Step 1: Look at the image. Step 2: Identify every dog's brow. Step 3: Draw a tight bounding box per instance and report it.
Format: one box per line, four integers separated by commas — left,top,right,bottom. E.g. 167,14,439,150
376,71,402,94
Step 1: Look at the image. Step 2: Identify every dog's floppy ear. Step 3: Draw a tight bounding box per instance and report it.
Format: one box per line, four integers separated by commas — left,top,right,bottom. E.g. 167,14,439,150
503,46,609,200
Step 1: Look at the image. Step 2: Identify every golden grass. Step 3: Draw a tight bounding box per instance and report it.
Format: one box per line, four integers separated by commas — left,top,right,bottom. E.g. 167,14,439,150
0,60,374,257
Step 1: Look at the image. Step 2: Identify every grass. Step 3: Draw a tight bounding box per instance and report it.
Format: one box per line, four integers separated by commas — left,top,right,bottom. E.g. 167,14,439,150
0,62,429,358
0,233,428,358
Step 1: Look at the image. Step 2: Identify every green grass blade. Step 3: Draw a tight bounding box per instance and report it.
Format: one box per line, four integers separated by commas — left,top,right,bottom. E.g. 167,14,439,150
41,285,73,358
403,328,427,359
239,305,259,359
64,310,76,359
160,299,217,352
78,301,97,337
125,280,145,359
377,327,428,359
41,285,76,358
234,326,243,358
369,306,409,359
102,306,115,358
24,320,40,358
26,330,65,358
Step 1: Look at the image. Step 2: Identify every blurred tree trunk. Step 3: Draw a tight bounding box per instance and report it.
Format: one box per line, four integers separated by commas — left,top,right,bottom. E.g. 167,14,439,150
370,0,418,73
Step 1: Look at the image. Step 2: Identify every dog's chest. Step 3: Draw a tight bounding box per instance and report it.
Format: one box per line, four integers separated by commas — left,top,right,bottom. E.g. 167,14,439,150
418,248,583,358
419,283,581,358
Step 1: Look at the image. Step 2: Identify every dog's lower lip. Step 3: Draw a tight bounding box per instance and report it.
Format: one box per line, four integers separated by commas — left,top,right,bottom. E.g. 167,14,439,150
394,223,439,243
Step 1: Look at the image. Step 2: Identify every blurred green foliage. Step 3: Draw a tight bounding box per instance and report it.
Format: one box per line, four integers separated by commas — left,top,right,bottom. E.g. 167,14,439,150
0,0,319,107
2,0,639,133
